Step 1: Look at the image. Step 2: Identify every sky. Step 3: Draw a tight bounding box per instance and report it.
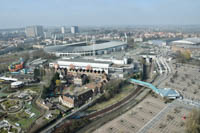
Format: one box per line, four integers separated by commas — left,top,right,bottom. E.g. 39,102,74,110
0,0,200,28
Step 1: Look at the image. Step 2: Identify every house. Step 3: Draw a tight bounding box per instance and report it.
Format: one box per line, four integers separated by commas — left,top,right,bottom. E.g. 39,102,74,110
59,88,93,108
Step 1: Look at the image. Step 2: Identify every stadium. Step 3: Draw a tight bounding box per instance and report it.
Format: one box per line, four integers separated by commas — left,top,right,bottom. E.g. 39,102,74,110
44,40,128,57
171,38,200,52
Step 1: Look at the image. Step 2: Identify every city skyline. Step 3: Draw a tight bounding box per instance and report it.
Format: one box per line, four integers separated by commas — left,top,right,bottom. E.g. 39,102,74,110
1,0,200,29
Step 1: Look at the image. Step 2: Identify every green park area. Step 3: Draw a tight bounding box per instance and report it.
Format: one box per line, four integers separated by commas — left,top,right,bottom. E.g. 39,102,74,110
0,127,18,133
7,102,41,130
1,99,19,110
0,84,10,97
21,85,42,93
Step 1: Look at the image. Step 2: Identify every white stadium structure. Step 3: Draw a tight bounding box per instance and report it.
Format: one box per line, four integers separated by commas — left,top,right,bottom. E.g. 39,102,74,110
171,38,200,47
44,41,128,57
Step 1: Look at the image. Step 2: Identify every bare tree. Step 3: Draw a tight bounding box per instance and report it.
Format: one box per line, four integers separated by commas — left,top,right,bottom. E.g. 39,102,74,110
185,109,200,133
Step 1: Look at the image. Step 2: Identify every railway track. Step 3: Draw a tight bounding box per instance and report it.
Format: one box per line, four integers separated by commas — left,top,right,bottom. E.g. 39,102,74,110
87,86,142,119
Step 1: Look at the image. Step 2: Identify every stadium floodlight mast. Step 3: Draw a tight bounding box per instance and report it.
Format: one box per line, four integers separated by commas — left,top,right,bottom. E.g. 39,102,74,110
124,33,128,43
54,34,57,45
86,35,88,43
92,36,96,56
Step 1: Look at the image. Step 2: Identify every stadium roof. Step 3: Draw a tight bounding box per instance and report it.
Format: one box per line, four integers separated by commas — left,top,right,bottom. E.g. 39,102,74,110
172,38,200,45
44,41,127,53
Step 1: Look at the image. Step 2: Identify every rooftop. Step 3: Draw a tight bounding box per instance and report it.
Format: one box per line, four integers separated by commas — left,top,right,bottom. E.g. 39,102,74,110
172,38,200,45
11,81,24,86
44,41,127,53
159,88,180,97
59,58,112,65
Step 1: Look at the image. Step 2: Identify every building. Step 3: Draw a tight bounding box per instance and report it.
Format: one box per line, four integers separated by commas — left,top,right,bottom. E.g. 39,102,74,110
61,26,65,34
59,89,93,108
171,38,200,52
50,57,136,77
159,88,181,99
11,81,24,89
50,58,111,74
8,58,24,72
44,32,52,39
71,26,79,34
147,40,166,46
134,38,143,42
73,74,88,86
25,26,44,38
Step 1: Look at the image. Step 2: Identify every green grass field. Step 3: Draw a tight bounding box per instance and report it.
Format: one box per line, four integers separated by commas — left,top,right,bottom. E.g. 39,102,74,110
87,84,135,111
21,85,42,93
7,102,41,130
2,99,18,109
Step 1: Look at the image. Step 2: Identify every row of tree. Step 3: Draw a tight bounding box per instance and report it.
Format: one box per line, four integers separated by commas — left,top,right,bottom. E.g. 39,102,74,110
176,51,191,63
54,118,90,133
99,79,129,101
185,109,200,133
41,72,60,99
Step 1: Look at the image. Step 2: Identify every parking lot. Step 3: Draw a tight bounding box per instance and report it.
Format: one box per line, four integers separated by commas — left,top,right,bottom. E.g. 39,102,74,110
158,63,200,102
147,100,196,133
93,95,166,133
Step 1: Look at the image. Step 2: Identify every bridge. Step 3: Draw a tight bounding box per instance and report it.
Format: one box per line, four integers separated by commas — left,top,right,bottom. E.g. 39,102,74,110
129,78,180,99
129,78,160,94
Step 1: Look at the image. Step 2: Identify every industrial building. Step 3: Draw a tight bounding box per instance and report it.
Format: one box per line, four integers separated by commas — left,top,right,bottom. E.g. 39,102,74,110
44,41,128,57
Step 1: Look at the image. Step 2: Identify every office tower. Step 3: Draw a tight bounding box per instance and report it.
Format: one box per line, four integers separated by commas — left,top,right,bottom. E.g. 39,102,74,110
44,31,52,39
71,26,79,34
25,25,44,38
61,26,65,34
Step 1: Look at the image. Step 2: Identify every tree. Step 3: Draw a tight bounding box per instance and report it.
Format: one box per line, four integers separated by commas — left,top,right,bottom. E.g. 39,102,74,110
56,80,61,87
185,109,200,133
176,50,191,63
34,69,40,80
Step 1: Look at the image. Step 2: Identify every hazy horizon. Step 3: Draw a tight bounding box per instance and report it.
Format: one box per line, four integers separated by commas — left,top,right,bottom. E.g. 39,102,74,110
1,0,200,29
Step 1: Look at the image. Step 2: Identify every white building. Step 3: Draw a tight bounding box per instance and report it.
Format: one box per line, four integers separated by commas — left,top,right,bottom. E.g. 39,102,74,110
25,25,43,38
71,26,79,34
61,26,65,34
50,59,111,74
50,57,135,76
11,81,24,89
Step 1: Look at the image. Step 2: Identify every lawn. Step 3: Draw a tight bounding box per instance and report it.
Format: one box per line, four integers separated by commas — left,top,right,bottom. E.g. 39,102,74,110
0,127,18,133
21,85,42,93
87,84,135,112
2,99,18,109
8,102,41,130
0,84,10,97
